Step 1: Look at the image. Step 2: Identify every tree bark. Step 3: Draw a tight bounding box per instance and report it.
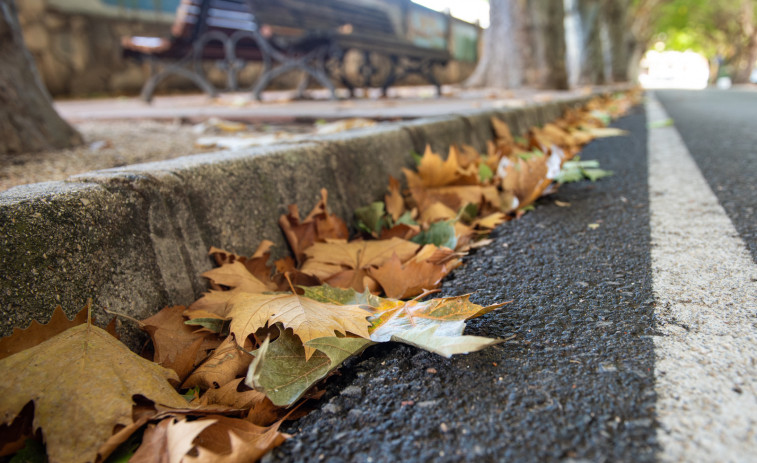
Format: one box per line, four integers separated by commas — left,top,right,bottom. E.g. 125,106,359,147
465,0,568,90
0,0,82,155
730,0,757,83
601,0,634,82
465,0,526,88
576,0,606,85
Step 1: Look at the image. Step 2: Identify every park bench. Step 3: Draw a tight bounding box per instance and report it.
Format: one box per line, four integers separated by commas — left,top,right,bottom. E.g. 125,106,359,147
122,0,451,102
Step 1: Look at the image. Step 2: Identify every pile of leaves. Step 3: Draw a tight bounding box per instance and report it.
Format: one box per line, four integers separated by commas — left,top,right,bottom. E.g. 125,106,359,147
0,91,640,463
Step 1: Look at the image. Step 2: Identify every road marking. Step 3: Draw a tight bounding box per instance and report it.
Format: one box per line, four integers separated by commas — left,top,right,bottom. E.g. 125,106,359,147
647,95,757,461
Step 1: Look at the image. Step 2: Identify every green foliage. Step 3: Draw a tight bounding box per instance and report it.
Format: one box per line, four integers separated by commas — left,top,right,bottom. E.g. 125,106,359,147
651,0,757,62
355,201,386,236
411,220,458,249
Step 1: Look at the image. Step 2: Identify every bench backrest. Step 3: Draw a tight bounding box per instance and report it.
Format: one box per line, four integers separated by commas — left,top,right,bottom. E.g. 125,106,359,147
170,0,398,44
172,0,257,43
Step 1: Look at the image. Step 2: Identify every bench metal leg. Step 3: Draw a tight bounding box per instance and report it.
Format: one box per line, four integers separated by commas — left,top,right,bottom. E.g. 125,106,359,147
251,46,336,101
381,56,443,97
140,59,218,102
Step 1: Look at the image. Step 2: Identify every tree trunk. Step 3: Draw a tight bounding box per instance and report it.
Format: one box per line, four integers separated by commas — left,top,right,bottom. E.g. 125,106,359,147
0,0,82,155
465,0,526,88
576,0,606,85
730,0,757,84
601,0,634,82
465,0,568,90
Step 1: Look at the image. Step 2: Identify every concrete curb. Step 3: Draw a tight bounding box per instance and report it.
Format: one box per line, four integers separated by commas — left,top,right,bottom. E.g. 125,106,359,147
0,95,605,348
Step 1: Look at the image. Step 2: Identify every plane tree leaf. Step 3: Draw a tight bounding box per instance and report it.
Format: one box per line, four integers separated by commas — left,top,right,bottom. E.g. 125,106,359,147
369,295,508,342
182,335,254,390
390,322,503,358
300,237,419,292
385,176,405,221
227,292,372,359
279,188,349,264
130,417,216,463
246,328,374,407
0,323,188,463
0,305,87,360
140,305,219,382
184,416,289,463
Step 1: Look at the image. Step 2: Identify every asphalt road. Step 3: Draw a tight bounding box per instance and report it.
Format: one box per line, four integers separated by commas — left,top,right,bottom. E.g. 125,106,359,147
268,89,757,462
655,89,757,262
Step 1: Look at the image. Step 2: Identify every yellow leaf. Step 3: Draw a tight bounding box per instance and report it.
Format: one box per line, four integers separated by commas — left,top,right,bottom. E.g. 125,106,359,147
227,293,372,360
300,238,419,291
0,323,187,463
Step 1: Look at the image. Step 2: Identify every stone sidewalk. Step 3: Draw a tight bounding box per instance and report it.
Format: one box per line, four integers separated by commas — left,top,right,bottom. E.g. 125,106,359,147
55,85,610,123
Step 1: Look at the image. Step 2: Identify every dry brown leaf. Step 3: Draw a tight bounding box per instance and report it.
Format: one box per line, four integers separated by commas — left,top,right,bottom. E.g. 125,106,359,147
385,175,405,221
403,145,478,189
184,416,289,463
227,292,372,359
419,202,457,224
300,238,420,292
0,323,188,463
379,223,420,241
141,305,216,381
200,378,282,426
182,335,254,390
202,262,272,293
367,253,451,299
130,417,216,463
279,188,349,263
190,260,276,317
271,257,322,291
0,305,87,360
455,144,483,168
473,212,509,230
208,241,276,288
499,153,550,208
491,117,514,145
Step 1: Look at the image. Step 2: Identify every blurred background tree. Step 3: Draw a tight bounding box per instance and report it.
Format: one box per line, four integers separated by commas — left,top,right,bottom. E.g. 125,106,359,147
649,0,757,82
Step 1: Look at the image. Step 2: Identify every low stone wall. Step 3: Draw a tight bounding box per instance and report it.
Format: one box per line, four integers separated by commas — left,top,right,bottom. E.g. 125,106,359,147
0,98,597,349
18,0,478,97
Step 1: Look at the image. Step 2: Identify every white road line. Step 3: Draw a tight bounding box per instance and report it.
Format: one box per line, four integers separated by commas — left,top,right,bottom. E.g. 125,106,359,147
647,94,757,462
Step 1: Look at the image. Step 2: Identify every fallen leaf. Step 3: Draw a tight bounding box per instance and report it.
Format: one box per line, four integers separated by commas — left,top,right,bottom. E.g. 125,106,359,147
189,260,275,317
0,305,87,360
0,323,188,463
472,212,508,230
300,237,419,292
491,117,514,145
390,322,503,358
227,292,372,359
184,416,289,463
200,378,281,426
403,145,479,189
367,253,450,299
354,201,385,236
411,220,458,250
246,328,374,406
130,417,216,463
369,295,508,342
208,240,276,286
279,189,349,264
588,223,600,230
300,284,390,309
182,335,254,390
385,176,405,221
554,200,571,207
584,127,629,138
141,305,216,381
